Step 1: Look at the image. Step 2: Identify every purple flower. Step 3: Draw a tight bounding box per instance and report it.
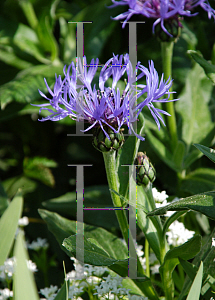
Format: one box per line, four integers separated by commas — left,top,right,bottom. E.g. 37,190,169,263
32,54,175,141
109,0,215,36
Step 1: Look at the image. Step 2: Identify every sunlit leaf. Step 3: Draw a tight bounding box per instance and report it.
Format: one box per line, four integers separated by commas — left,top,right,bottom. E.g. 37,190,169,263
147,191,215,220
13,231,40,300
186,261,203,300
0,192,23,265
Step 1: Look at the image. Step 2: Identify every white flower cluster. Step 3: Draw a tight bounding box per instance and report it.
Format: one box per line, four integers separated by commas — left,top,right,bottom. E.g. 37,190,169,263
0,288,13,300
152,187,176,217
166,221,195,247
40,285,58,300
153,188,195,247
27,237,49,251
0,257,37,281
18,216,29,226
94,274,130,298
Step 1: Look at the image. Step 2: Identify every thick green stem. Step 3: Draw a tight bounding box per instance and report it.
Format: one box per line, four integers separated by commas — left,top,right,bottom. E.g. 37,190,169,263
162,268,174,300
145,239,150,277
103,151,129,243
161,41,178,150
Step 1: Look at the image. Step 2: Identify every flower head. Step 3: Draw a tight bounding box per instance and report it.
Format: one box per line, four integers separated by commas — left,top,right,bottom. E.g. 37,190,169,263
33,54,175,141
110,0,215,36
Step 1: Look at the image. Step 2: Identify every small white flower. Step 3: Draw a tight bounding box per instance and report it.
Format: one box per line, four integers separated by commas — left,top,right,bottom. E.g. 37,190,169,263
27,237,49,251
40,285,58,300
27,260,38,272
166,220,195,246
94,274,131,298
212,238,215,247
136,244,144,257
18,216,29,226
150,264,160,274
0,257,15,279
152,188,168,203
68,285,84,299
0,288,13,299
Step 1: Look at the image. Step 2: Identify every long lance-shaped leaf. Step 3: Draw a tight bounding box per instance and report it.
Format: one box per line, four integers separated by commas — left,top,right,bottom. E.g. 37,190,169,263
186,261,203,300
193,144,215,163
0,191,23,266
147,191,215,220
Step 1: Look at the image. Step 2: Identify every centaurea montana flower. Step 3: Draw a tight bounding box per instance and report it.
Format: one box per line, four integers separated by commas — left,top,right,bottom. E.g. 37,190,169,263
33,54,175,141
109,0,215,36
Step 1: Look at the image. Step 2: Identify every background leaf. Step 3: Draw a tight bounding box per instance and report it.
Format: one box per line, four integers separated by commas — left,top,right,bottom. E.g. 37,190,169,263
175,63,214,148
187,50,215,84
0,191,23,265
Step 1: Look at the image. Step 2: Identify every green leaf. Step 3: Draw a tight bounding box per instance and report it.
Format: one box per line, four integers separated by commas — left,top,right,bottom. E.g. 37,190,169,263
175,63,214,147
63,234,128,268
162,212,187,237
147,191,215,220
13,23,50,64
0,191,23,266
183,149,203,169
178,229,215,300
160,236,201,283
63,234,156,299
164,235,201,262
179,258,198,281
181,168,215,194
186,261,203,300
193,144,215,163
3,176,37,198
0,75,46,109
38,209,128,261
36,14,59,62
38,209,161,299
42,185,119,231
13,231,40,300
59,18,76,63
54,280,68,300
0,48,33,70
23,157,57,187
136,185,162,263
187,50,215,84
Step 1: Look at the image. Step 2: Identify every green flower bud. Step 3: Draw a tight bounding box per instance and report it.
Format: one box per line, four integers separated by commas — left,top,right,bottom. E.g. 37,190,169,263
92,126,124,152
135,152,156,186
154,18,180,42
